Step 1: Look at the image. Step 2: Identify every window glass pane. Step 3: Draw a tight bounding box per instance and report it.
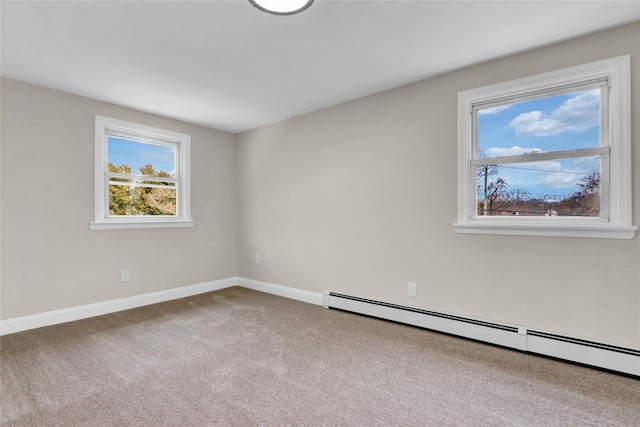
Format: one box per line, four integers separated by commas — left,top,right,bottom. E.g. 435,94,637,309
478,88,601,158
476,157,600,217
109,184,177,216
107,135,176,178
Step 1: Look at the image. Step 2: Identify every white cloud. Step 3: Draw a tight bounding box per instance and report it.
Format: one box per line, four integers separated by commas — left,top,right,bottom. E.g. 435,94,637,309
508,89,599,137
537,157,599,189
479,105,511,115
539,171,579,189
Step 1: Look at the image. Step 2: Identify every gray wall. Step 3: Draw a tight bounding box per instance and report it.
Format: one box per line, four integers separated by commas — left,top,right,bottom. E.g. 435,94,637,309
1,78,237,319
236,23,640,348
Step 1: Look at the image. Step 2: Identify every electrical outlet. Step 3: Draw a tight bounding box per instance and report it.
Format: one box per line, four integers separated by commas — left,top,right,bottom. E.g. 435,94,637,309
407,282,416,297
255,254,260,264
120,269,130,283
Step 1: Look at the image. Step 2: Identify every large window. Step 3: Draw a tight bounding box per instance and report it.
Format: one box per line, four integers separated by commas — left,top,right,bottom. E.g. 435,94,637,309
91,116,193,229
455,56,635,239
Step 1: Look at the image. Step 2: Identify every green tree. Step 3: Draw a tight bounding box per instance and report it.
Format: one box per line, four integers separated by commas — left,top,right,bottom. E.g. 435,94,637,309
108,163,176,216
138,164,176,216
108,163,133,215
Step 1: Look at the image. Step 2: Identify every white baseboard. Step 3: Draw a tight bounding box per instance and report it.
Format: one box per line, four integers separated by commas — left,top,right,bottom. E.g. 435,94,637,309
325,291,640,377
0,277,323,336
237,277,324,306
4,278,635,377
525,332,639,376
0,277,237,336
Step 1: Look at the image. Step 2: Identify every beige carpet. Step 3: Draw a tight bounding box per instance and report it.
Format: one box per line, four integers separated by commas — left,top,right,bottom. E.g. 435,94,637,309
1,286,638,426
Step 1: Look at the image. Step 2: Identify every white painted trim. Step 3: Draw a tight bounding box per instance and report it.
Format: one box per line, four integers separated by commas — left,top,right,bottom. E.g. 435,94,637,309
89,220,195,230
322,290,331,308
325,292,640,377
328,293,520,349
0,277,324,336
0,277,236,336
454,222,637,239
526,334,639,376
2,277,636,376
237,277,324,306
456,55,635,239
92,115,193,229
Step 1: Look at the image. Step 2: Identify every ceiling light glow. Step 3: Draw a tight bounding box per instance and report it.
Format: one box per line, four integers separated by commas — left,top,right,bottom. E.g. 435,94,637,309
249,0,314,15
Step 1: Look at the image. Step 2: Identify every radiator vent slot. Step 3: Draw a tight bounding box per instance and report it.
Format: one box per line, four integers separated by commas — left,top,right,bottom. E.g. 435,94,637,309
527,330,640,357
329,292,517,332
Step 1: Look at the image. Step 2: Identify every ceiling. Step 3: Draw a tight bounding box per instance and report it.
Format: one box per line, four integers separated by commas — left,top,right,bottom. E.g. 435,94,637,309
2,0,639,133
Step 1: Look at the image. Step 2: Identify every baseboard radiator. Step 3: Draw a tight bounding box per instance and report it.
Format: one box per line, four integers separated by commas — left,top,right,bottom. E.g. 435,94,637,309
323,291,640,377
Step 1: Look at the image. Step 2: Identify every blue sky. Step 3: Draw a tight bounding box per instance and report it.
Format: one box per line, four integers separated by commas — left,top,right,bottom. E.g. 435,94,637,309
477,88,600,199
108,136,176,177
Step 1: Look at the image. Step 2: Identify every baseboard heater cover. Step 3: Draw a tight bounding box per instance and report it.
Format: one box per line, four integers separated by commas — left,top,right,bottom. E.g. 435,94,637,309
323,291,640,377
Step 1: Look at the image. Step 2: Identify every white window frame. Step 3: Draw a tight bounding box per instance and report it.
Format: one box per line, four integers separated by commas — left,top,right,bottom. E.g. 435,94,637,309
90,115,194,230
455,56,635,239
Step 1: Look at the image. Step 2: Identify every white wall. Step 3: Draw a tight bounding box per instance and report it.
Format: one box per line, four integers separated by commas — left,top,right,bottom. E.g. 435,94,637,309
1,78,237,319
236,23,640,348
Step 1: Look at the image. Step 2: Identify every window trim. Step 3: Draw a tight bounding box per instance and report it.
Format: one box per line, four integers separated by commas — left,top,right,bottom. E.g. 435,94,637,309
90,115,194,230
455,55,635,239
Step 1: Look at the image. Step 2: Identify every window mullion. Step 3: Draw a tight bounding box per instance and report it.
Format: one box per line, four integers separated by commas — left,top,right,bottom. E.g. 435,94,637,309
93,115,192,229
104,171,110,219
469,104,480,219
472,78,608,111
456,55,635,238
109,181,177,190
600,152,610,221
108,172,179,183
472,147,609,167
106,129,180,148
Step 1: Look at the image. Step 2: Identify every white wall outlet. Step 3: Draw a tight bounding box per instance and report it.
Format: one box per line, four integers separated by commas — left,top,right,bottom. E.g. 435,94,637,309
120,269,130,283
407,282,416,297
255,254,260,264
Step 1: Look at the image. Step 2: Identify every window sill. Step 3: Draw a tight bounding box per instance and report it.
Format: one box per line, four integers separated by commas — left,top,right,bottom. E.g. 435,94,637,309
454,222,637,239
89,220,195,230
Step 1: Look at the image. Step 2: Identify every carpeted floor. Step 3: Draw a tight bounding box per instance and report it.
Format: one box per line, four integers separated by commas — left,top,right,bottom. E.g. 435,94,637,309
1,286,638,426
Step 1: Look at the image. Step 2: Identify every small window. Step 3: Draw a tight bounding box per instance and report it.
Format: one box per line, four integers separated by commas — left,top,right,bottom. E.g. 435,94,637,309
91,116,193,230
455,56,635,239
